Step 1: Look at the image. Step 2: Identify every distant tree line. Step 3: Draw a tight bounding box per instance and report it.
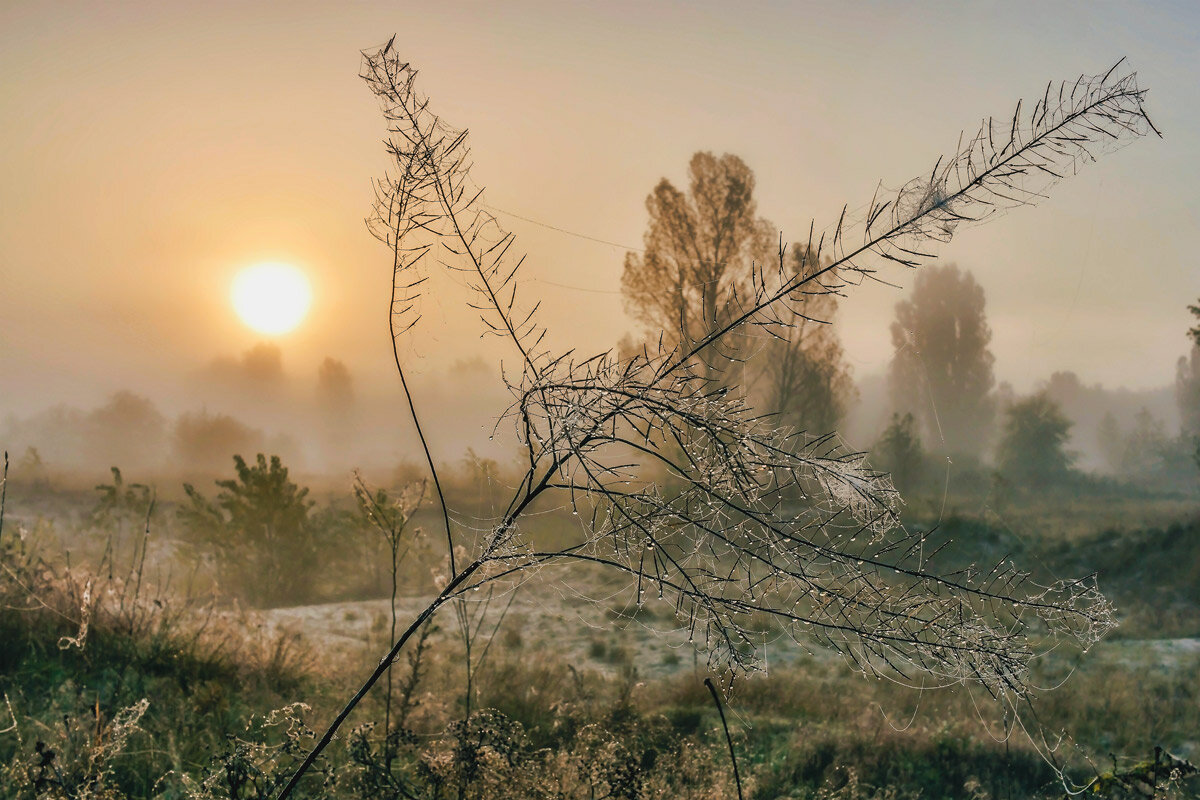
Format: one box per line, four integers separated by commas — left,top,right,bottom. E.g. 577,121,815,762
621,151,856,438
620,152,1200,499
0,350,357,478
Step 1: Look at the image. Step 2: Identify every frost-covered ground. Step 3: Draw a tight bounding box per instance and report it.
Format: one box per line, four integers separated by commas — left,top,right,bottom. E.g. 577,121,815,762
253,590,1200,682
252,586,843,679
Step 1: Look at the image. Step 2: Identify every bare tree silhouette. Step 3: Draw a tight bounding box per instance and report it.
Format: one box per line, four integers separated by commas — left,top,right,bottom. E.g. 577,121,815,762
621,150,776,382
889,263,996,458
278,46,1158,798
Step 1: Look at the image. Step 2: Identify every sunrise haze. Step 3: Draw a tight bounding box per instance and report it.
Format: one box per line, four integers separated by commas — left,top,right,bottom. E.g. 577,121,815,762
3,0,1198,469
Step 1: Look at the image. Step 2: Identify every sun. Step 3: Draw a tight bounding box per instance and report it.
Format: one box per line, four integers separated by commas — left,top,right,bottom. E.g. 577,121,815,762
231,262,312,335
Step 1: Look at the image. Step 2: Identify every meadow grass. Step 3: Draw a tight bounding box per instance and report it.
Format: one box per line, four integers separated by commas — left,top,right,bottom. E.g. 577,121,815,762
1,478,1197,798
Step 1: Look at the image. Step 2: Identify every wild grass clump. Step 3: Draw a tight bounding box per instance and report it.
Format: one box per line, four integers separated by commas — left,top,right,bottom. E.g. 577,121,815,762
0,493,751,799
2,504,1197,800
0,514,320,798
172,454,438,608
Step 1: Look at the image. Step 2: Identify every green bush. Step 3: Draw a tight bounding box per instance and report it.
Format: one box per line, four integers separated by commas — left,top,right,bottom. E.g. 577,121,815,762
180,454,317,608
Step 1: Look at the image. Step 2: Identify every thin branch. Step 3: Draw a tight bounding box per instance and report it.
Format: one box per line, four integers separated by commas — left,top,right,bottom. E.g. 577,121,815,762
705,677,744,800
0,451,7,550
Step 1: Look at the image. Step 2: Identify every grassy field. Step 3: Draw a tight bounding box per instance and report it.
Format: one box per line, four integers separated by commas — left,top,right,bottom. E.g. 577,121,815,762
1,473,1197,799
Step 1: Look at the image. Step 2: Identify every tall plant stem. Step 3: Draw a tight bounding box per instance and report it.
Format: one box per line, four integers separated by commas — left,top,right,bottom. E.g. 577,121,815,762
394,355,455,579
384,534,399,770
278,465,556,799
277,561,479,800
705,677,744,800
0,451,7,549
388,196,456,577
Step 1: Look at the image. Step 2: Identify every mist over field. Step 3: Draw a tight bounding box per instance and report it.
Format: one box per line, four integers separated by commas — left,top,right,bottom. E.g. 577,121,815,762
4,2,1198,486
3,2,1200,799
0,350,1186,487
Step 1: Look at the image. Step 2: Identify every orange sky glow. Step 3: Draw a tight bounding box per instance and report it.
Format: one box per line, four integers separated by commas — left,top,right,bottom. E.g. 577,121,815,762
2,0,1198,470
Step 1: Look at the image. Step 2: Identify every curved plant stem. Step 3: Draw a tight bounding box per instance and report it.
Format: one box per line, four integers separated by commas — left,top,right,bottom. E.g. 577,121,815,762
276,562,479,799
0,451,7,549
705,677,744,800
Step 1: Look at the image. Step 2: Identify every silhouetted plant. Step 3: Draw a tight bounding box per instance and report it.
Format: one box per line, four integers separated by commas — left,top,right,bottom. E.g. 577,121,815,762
278,45,1160,797
90,467,152,529
352,472,426,766
181,454,316,608
889,263,996,459
15,446,49,492
872,412,926,497
995,393,1075,487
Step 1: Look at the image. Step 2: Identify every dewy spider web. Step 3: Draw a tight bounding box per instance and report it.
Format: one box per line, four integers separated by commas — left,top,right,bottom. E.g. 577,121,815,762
275,45,1158,799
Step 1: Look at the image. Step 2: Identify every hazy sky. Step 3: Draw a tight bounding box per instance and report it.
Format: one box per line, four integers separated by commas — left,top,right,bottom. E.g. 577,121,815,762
3,0,1198,420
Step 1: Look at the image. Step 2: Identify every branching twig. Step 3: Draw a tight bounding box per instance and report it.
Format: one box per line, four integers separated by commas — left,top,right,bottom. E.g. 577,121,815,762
274,47,1157,799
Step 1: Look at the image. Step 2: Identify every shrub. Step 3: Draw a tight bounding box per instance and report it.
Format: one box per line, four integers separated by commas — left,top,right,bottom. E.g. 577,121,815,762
995,393,1075,487
180,454,317,607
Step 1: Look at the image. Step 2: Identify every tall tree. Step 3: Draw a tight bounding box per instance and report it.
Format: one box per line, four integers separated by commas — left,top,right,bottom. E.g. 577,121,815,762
317,357,356,467
1174,348,1200,436
1096,411,1125,473
82,391,167,471
889,263,995,458
621,151,775,378
1121,406,1169,477
1177,301,1200,436
173,410,264,474
1182,300,1200,477
995,393,1074,486
317,357,354,411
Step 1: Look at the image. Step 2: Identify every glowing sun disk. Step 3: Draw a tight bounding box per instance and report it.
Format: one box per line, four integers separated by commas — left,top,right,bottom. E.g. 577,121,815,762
232,263,312,335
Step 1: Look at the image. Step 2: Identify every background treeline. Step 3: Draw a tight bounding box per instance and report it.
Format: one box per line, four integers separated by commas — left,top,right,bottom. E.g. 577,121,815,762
8,153,1198,506
616,151,1200,501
